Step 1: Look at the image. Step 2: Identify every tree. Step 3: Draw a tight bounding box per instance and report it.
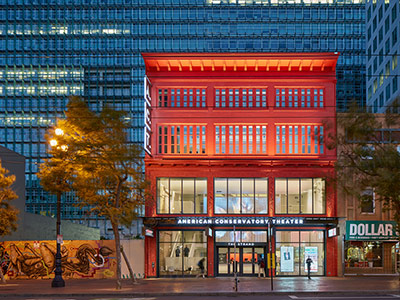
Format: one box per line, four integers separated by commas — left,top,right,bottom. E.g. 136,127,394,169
38,96,149,289
334,102,400,224
0,161,19,283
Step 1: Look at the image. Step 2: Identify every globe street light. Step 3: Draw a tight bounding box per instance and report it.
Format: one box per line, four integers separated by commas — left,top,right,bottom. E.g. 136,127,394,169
50,127,66,288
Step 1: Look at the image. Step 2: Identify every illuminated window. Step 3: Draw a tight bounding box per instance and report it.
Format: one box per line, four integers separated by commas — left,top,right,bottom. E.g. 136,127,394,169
276,88,324,108
276,125,324,155
214,178,268,214
215,88,267,108
275,178,325,215
158,88,206,108
158,124,206,155
157,178,207,214
215,124,267,154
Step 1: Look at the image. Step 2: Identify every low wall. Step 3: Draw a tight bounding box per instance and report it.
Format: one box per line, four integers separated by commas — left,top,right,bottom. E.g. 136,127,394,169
0,240,116,279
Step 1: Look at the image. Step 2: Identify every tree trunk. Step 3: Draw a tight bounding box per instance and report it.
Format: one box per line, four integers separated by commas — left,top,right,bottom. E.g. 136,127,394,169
121,245,137,284
112,221,122,290
0,266,6,284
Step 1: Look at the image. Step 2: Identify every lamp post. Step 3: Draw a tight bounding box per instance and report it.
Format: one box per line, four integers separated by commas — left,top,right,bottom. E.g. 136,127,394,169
50,128,66,288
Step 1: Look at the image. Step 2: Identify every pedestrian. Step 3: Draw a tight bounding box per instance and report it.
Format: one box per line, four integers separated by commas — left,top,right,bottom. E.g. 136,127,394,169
306,256,313,279
258,255,265,278
196,258,206,278
175,247,180,257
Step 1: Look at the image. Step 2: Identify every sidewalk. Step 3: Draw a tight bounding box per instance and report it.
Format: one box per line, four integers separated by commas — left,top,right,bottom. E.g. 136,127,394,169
0,276,399,297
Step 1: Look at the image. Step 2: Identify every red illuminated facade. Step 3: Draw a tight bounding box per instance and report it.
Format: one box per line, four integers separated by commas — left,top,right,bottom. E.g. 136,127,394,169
143,53,339,278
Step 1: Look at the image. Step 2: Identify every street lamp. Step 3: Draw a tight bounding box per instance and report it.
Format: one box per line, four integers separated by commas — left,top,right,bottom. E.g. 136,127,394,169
50,127,66,288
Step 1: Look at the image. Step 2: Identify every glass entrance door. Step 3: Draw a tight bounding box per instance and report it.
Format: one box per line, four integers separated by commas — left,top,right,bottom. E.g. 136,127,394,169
217,246,266,276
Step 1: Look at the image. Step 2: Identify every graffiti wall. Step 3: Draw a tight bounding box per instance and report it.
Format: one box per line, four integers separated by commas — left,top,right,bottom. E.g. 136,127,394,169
0,240,116,279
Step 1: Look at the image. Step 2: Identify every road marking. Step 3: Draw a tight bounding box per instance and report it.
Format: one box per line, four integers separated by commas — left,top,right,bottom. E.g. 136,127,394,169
91,298,156,300
288,296,399,300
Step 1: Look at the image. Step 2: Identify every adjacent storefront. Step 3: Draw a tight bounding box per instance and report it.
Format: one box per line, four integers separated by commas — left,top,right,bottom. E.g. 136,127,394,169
344,221,398,274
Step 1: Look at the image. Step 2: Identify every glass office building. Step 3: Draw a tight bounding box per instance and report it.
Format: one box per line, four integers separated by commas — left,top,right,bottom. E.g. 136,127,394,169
366,0,399,113
0,0,365,228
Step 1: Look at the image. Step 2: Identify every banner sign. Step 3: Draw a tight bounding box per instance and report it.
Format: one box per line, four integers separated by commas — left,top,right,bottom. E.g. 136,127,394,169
304,246,318,273
144,76,152,155
281,246,294,272
346,221,398,241
176,217,304,226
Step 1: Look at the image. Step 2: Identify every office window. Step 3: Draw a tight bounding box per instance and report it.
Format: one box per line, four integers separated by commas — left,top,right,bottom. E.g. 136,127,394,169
158,124,206,155
215,88,267,108
157,178,207,214
392,3,398,23
393,77,398,94
215,124,267,155
276,125,324,155
214,178,268,214
275,178,325,215
386,84,391,102
158,88,206,108
393,54,398,70
275,88,324,108
360,188,375,214
392,27,398,46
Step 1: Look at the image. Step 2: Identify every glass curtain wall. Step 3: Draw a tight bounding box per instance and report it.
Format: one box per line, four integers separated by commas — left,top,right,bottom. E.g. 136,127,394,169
275,230,325,276
275,178,325,214
157,178,207,214
214,178,268,214
159,230,207,276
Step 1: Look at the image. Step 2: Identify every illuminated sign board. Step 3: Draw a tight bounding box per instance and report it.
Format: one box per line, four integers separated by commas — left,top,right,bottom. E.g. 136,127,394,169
176,217,304,226
144,76,152,155
346,221,398,241
145,229,154,237
328,227,339,238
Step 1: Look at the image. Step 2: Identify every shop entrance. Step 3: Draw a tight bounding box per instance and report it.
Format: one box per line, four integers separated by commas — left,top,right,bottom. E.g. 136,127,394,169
216,246,266,276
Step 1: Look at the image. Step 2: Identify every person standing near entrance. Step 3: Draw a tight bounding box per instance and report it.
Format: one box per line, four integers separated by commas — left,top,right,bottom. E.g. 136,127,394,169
306,256,313,279
258,255,265,278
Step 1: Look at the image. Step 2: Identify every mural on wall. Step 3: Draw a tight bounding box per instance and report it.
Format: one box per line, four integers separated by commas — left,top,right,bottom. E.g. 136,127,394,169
0,240,116,279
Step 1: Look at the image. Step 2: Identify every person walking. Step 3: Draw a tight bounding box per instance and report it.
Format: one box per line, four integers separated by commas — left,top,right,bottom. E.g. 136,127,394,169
196,258,206,278
257,255,265,278
306,256,313,279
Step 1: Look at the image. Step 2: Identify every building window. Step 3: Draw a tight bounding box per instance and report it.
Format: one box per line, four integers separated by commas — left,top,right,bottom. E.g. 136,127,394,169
275,88,323,108
158,88,206,108
345,241,383,268
159,230,207,276
158,125,206,155
360,189,375,214
157,178,207,214
276,125,324,155
214,178,268,214
215,88,267,108
275,230,325,276
275,178,325,214
215,124,267,155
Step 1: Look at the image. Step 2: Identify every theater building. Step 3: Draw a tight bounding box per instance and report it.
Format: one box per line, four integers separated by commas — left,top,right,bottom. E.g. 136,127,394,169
143,53,339,278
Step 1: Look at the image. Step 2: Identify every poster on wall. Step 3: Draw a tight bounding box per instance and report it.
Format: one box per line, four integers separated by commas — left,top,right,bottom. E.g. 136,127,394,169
304,246,318,273
280,246,294,272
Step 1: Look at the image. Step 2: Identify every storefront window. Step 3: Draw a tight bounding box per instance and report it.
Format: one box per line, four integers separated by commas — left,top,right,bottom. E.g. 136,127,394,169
157,178,207,214
345,241,383,268
275,178,325,214
159,230,207,276
214,178,268,214
276,230,325,276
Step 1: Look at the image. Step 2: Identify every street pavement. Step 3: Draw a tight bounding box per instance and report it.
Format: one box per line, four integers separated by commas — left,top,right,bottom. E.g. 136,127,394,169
0,276,399,298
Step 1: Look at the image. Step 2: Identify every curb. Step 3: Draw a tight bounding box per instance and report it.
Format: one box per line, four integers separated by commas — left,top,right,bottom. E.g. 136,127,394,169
0,290,399,298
